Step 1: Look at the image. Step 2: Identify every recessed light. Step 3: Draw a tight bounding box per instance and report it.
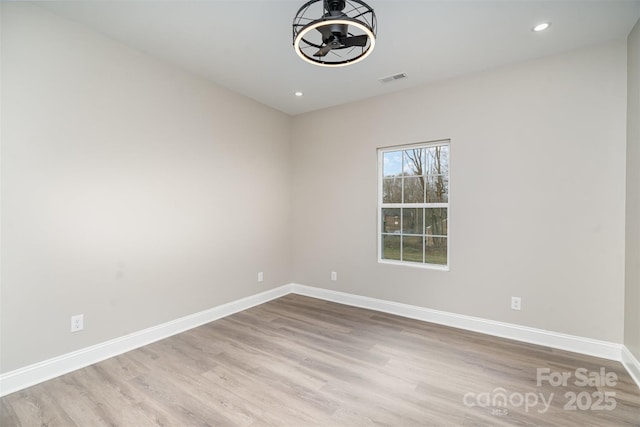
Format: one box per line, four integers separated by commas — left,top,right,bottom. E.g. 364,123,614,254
295,91,303,97
533,22,551,32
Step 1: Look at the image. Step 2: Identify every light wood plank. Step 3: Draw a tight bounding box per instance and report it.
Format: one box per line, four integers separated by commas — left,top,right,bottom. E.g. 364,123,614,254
2,294,639,426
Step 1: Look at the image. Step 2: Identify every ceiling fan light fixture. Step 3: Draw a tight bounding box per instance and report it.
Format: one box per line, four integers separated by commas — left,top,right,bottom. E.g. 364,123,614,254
293,0,377,67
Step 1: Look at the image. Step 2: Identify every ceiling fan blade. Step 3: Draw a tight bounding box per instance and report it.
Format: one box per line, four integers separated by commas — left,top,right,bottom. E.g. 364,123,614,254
316,25,333,40
314,44,334,57
341,34,368,48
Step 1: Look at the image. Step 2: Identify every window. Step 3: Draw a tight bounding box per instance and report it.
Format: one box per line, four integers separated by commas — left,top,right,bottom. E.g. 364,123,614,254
378,140,449,269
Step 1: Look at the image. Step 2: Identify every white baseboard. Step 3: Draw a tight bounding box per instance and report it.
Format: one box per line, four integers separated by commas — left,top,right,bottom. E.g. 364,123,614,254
0,284,293,397
621,346,640,389
1,282,632,397
290,284,623,361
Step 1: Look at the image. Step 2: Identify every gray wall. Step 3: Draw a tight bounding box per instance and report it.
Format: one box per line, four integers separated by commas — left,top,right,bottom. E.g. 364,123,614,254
292,41,628,343
1,4,291,373
626,19,640,361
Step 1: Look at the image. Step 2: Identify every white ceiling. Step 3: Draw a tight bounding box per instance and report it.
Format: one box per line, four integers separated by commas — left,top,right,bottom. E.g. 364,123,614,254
35,0,640,115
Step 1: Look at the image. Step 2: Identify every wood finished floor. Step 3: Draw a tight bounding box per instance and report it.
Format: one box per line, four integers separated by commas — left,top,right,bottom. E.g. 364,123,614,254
1,294,639,426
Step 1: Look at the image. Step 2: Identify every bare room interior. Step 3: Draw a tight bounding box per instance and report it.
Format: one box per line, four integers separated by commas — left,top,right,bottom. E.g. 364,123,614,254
1,0,640,425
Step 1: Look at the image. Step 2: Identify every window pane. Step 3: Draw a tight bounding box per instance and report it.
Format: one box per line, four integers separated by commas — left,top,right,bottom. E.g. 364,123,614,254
403,149,424,176
379,141,449,269
402,208,423,234
383,151,402,177
382,208,401,233
402,236,423,263
403,177,425,203
383,177,402,203
425,236,447,265
382,235,401,260
425,208,447,236
426,145,448,176
426,175,448,203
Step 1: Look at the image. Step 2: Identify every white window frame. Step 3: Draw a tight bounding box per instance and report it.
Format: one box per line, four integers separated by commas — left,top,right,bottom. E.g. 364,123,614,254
377,140,450,270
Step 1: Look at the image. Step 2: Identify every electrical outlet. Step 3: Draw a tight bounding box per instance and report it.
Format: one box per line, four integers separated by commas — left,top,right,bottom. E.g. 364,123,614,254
511,297,522,311
71,314,84,332
258,272,264,282
331,271,337,281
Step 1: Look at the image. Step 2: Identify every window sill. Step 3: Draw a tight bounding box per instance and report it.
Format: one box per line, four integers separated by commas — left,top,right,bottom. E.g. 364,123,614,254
378,259,450,271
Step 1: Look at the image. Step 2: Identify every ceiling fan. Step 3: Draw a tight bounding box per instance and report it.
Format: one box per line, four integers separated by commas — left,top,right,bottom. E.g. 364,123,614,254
293,0,377,67
313,1,369,57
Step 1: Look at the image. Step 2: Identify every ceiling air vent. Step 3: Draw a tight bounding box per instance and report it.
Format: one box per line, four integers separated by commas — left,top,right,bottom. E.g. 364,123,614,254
379,73,407,83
